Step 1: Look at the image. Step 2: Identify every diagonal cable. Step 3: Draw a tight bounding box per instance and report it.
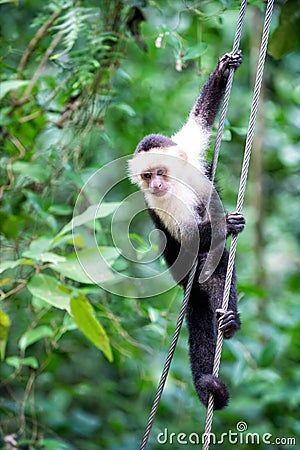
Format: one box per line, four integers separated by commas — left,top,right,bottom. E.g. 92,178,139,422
203,2,274,449
139,261,197,450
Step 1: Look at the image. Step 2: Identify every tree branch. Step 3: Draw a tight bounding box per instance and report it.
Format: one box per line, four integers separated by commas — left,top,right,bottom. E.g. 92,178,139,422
17,10,61,76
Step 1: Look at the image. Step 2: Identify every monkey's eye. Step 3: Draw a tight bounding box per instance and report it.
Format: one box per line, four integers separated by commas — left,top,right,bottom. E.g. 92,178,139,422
157,169,165,176
142,172,152,180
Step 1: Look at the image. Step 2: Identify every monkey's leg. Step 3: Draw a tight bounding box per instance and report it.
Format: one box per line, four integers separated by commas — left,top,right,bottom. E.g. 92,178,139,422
186,285,229,409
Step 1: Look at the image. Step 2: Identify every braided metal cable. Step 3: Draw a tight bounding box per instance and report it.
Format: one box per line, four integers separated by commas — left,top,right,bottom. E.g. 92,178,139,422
139,2,250,448
139,260,198,450
203,1,274,449
202,0,248,439
210,0,248,182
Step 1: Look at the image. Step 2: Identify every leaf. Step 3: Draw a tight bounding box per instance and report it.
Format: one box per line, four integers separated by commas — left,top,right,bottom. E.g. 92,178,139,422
112,103,136,117
221,128,232,141
0,278,15,287
50,247,119,284
0,80,30,100
48,204,73,216
57,202,121,238
27,236,53,253
129,233,149,251
6,356,39,369
231,359,249,386
268,0,300,59
0,310,11,360
0,311,11,339
258,340,278,368
230,126,248,137
49,233,85,250
12,161,51,183
22,250,66,264
182,43,208,61
70,295,113,362
39,439,68,450
19,326,54,351
0,258,34,274
27,274,72,312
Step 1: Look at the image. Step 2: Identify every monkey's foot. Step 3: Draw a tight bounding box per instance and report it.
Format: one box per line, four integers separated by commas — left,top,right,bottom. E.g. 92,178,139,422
218,50,242,77
226,210,245,235
216,308,240,339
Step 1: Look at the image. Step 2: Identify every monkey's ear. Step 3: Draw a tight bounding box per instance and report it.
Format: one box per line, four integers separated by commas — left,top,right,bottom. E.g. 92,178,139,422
177,150,188,161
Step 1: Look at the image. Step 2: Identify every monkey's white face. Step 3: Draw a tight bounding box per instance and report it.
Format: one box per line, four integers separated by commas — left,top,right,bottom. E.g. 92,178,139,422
141,167,171,197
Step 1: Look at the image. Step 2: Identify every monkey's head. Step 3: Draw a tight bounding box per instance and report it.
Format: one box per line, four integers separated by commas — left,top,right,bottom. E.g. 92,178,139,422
128,134,188,199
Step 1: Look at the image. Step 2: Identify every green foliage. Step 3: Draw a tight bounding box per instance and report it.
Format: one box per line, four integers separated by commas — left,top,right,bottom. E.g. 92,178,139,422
0,0,300,449
71,294,113,362
269,0,300,59
0,310,10,360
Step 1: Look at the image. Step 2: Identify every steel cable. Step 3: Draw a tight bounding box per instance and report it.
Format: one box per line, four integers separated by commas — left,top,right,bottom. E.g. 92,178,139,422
203,2,274,449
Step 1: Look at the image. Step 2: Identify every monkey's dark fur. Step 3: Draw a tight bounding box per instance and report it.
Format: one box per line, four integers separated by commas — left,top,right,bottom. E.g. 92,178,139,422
129,51,245,409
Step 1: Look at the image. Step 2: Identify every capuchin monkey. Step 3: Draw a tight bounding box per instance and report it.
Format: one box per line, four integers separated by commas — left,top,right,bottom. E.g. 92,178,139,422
128,51,245,410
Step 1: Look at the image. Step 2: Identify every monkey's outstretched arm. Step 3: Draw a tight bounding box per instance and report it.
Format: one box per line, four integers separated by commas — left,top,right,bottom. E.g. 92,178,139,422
171,51,242,162
191,51,242,129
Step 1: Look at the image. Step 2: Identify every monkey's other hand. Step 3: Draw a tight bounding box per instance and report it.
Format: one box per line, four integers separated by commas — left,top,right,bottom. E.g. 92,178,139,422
218,50,242,78
226,211,245,236
216,308,240,339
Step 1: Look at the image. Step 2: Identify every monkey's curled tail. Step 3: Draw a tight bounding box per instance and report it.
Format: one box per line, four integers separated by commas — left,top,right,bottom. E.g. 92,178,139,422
186,290,229,410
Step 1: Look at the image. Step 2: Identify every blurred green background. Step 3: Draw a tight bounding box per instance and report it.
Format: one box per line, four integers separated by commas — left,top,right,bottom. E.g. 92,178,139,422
0,1,299,449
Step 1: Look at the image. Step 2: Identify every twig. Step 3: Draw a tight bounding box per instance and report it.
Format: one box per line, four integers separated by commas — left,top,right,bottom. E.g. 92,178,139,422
17,10,61,76
0,134,26,199
18,30,64,105
0,282,27,301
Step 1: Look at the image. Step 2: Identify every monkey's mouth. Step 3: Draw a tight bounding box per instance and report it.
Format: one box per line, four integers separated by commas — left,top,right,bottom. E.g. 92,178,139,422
150,188,168,197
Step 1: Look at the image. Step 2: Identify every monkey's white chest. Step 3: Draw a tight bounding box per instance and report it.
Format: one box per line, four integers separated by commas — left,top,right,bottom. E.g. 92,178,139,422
146,185,200,241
